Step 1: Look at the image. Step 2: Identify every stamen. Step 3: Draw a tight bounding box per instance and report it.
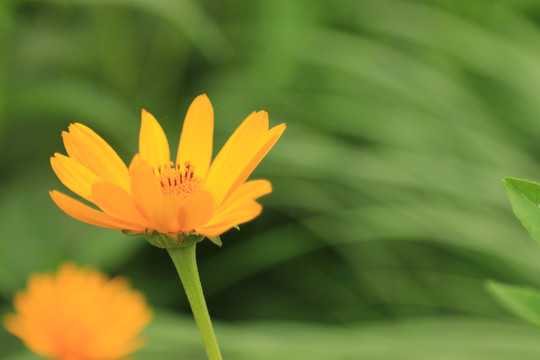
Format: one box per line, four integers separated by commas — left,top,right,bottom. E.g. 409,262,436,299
154,161,203,199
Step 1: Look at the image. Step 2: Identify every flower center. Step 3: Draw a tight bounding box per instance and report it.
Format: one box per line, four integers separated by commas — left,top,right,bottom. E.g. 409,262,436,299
154,161,203,199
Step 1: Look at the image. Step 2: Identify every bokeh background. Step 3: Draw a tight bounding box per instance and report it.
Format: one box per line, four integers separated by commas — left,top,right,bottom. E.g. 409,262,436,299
3,0,540,359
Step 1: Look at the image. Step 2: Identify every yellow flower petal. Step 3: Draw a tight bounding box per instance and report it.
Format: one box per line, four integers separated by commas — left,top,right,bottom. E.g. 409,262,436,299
50,190,144,231
50,153,101,202
180,190,215,232
129,155,164,222
228,123,286,194
206,116,285,206
176,94,214,179
139,109,170,168
197,200,262,237
221,179,272,206
151,196,182,234
91,181,152,228
63,124,130,191
205,111,269,202
197,180,270,236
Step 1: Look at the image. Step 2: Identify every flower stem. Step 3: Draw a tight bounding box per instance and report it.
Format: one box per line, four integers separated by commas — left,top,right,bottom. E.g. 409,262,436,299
167,244,223,360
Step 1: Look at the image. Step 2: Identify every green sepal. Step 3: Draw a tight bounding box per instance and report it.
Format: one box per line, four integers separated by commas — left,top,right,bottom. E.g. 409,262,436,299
122,229,141,236
144,229,204,249
233,225,240,231
208,236,222,247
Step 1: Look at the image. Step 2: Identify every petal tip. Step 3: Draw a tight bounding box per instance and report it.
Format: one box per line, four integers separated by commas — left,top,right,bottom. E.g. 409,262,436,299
272,123,287,135
49,190,62,202
50,153,64,167
70,123,84,130
190,93,213,110
141,109,155,121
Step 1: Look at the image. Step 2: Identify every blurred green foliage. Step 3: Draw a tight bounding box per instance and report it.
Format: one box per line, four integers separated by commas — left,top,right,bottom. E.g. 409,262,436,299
4,0,540,358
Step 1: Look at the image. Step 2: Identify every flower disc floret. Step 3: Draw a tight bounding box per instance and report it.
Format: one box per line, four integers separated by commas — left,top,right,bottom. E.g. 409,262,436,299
155,161,204,199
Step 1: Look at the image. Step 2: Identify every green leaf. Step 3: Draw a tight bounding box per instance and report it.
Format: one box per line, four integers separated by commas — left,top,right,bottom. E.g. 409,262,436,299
503,177,540,246
487,280,540,327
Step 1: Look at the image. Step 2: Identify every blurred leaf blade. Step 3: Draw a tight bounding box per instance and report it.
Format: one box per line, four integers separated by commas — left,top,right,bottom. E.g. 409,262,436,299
21,0,232,61
487,280,540,327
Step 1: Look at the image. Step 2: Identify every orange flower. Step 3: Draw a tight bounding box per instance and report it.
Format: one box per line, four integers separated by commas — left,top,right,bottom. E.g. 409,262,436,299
50,95,285,239
3,263,152,360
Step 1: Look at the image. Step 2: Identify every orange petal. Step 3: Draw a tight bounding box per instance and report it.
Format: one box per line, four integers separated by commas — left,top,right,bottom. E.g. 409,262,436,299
2,315,21,338
50,153,101,202
91,182,151,228
206,118,285,206
221,179,272,207
50,191,143,231
129,156,164,222
180,190,215,232
63,124,130,191
176,94,214,179
200,180,270,233
150,196,182,234
196,201,262,237
205,111,269,202
228,124,286,193
139,109,170,168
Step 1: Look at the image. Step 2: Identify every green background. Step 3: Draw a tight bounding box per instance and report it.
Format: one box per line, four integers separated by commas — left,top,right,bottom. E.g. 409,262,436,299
3,0,540,358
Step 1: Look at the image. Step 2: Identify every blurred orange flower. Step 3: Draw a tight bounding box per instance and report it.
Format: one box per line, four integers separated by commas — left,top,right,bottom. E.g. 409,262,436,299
50,95,285,238
4,263,152,360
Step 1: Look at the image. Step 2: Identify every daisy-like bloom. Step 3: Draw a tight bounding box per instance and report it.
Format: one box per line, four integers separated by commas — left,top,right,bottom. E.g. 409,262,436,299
3,263,152,360
49,95,285,243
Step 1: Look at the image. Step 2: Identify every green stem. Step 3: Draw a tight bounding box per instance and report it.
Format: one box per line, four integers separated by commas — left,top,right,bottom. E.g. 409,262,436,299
167,244,223,360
